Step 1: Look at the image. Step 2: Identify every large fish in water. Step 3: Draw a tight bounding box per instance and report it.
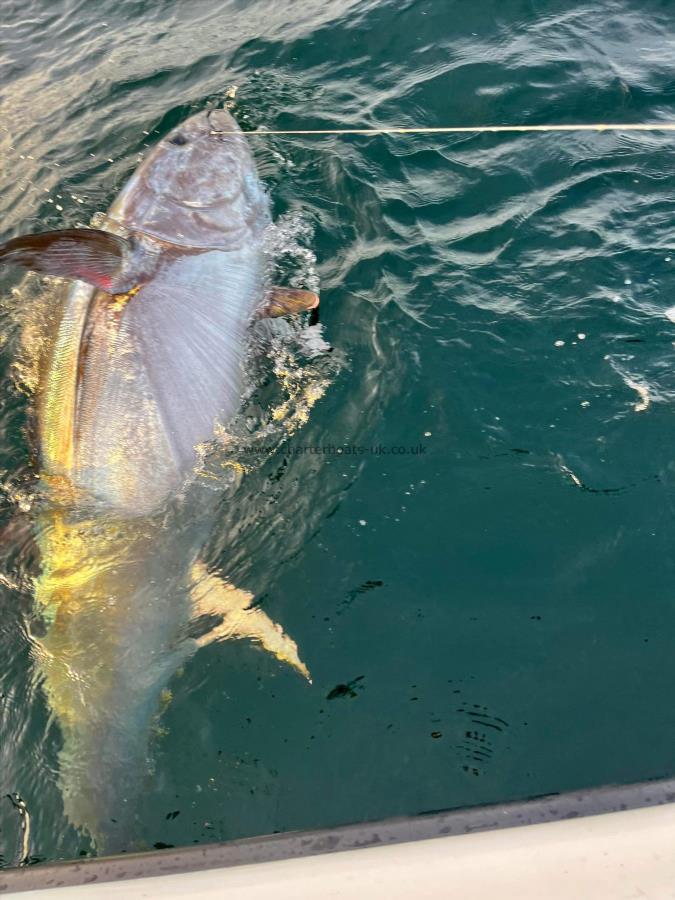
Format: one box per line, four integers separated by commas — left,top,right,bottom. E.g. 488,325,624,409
0,108,319,852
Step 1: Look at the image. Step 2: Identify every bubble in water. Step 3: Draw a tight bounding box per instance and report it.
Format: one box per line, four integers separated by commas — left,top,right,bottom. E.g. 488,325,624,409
263,213,320,293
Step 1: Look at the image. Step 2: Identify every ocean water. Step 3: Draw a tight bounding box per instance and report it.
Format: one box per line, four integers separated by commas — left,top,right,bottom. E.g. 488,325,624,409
2,0,675,865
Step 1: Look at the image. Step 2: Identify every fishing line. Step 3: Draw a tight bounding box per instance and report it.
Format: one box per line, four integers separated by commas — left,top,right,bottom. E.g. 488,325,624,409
3,117,673,225
211,122,675,137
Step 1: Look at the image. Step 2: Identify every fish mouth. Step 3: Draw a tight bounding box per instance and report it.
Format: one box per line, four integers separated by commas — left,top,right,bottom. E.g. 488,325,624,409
162,110,239,149
206,108,239,136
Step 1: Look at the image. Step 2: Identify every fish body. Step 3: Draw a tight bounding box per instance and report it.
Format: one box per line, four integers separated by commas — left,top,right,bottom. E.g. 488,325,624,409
1,110,313,850
40,109,271,515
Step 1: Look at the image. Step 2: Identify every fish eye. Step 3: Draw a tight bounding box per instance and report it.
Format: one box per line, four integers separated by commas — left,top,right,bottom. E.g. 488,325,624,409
169,133,188,146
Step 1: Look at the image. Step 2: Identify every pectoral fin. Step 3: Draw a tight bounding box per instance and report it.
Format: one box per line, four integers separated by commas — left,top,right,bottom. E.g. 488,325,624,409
190,562,310,681
0,228,138,294
260,287,319,319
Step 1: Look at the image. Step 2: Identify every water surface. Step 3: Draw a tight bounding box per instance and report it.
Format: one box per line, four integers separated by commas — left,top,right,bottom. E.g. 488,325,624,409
2,0,675,864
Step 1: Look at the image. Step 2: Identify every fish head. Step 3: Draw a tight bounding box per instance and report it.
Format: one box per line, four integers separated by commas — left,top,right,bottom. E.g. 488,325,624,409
109,109,269,249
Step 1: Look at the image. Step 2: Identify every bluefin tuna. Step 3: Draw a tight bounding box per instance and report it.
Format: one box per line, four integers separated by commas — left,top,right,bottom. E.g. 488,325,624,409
0,109,319,851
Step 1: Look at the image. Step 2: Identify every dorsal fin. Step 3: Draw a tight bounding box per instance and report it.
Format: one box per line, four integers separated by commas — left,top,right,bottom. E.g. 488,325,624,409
0,228,140,294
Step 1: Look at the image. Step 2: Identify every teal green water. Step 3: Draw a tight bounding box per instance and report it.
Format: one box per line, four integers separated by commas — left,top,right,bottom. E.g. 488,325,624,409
3,0,675,864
